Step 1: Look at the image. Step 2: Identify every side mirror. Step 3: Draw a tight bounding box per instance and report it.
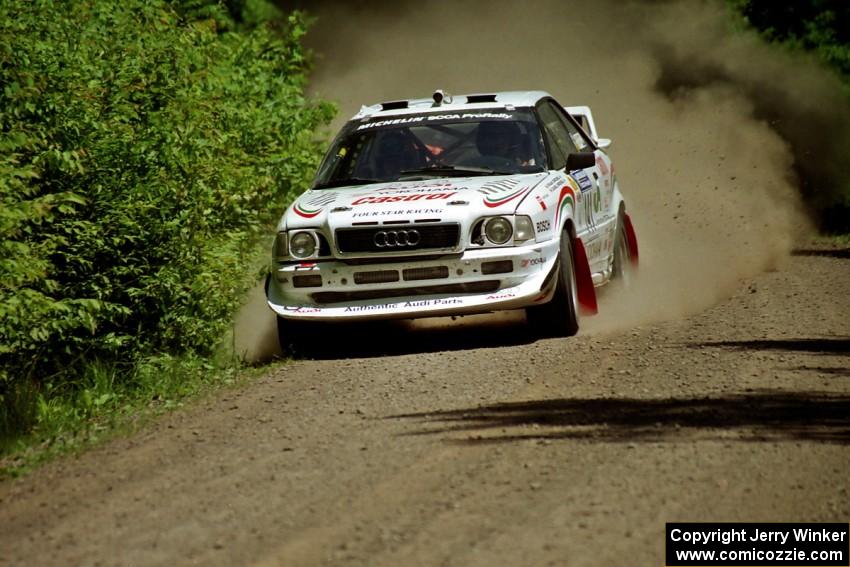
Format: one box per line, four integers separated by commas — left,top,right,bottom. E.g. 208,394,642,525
566,152,596,170
597,138,612,150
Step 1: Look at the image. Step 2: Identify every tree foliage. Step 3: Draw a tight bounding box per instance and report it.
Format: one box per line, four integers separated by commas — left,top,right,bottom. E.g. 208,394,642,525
730,0,850,82
0,0,333,433
728,0,850,232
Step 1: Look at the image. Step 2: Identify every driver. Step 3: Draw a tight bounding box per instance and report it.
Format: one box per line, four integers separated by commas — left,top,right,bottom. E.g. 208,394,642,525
374,130,426,179
476,121,534,166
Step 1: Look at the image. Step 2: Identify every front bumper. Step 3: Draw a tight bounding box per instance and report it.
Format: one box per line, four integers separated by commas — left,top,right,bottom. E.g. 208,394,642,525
266,240,560,321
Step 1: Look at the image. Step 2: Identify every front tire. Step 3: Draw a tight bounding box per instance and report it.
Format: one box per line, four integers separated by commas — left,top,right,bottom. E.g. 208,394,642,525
276,316,312,356
612,211,633,285
526,230,580,337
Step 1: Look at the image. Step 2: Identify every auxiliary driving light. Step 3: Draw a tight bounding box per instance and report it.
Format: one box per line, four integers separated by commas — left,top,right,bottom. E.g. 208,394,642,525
273,232,288,261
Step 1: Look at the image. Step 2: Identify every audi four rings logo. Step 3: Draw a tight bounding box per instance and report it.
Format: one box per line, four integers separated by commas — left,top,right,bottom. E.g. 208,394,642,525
373,229,421,247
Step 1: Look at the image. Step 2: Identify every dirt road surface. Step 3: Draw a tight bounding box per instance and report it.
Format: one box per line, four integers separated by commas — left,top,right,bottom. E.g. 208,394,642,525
1,242,848,565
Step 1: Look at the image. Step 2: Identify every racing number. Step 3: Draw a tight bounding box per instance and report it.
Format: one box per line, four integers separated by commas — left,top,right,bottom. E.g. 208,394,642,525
573,169,599,232
582,187,594,229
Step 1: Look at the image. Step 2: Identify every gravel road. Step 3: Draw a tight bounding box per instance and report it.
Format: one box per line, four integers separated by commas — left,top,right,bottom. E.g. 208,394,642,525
1,241,847,566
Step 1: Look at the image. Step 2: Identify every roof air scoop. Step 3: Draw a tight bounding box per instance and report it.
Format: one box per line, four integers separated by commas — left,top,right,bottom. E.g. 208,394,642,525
466,94,497,104
380,100,409,111
433,89,453,106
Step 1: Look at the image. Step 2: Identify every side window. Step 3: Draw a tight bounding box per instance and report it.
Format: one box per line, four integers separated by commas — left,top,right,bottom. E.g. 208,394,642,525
536,102,577,169
554,105,592,152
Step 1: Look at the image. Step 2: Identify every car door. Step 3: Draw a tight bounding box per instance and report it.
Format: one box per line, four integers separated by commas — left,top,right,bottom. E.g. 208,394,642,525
551,102,616,275
536,100,607,269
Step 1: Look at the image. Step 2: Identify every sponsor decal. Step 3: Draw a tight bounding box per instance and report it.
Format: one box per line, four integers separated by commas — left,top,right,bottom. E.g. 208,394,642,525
293,202,322,219
554,179,579,226
535,195,547,210
351,192,456,205
478,178,521,195
292,191,340,218
584,238,604,258
357,112,514,131
344,304,399,312
544,177,563,192
343,299,464,312
356,116,426,131
521,257,546,268
368,182,457,194
569,169,593,192
570,132,585,150
597,156,611,188
536,219,551,233
351,208,443,217
486,292,517,301
482,186,530,208
284,306,321,314
403,298,462,308
305,192,340,207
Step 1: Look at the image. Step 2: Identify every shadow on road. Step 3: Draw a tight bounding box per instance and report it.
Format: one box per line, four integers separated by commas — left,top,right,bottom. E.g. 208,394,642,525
286,312,535,360
792,248,850,259
694,337,850,355
392,391,850,445
790,366,850,377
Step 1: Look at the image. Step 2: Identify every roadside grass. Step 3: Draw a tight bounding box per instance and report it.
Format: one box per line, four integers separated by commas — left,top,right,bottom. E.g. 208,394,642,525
825,233,850,246
0,344,289,479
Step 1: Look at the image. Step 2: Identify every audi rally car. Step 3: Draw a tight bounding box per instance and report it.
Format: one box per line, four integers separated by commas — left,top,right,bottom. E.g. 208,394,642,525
267,90,638,342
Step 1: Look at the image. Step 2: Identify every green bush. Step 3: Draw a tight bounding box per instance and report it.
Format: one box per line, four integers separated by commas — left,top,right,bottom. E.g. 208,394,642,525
728,0,850,232
0,0,334,436
729,0,850,82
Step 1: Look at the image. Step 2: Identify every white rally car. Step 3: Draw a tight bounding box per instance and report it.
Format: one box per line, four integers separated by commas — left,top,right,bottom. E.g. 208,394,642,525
267,90,638,344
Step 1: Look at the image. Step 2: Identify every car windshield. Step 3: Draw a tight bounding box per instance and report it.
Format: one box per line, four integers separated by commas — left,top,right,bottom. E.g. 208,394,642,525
313,109,547,189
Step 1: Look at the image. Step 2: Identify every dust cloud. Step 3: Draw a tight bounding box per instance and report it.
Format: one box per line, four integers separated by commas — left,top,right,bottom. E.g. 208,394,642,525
234,0,846,358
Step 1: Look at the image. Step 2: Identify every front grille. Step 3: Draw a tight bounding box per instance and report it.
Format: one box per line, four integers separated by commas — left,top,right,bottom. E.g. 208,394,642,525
311,281,500,304
336,224,460,254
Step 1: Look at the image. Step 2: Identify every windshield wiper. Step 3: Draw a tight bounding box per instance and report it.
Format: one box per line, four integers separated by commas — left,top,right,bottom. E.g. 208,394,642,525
399,165,513,179
313,177,382,190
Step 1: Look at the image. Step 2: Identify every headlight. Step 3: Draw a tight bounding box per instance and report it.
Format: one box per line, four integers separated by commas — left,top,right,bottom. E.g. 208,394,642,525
484,217,513,245
273,232,288,260
514,215,534,243
289,231,318,259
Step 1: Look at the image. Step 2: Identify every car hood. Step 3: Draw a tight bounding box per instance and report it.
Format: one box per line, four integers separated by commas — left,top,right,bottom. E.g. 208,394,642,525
281,173,547,230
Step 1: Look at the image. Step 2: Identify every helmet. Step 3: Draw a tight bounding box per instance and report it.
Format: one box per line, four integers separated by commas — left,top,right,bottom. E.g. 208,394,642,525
476,121,523,158
375,130,417,178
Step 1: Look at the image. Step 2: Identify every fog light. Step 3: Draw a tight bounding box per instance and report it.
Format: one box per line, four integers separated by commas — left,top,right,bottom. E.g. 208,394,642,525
482,260,513,275
273,232,288,260
292,275,323,288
